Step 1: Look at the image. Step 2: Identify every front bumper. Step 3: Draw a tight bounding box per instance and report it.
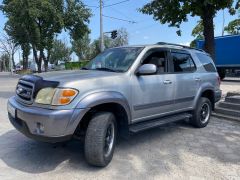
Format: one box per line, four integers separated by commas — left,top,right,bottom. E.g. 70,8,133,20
7,97,87,143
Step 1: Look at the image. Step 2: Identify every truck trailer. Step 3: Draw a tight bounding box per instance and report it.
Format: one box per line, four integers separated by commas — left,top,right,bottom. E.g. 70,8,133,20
196,35,240,79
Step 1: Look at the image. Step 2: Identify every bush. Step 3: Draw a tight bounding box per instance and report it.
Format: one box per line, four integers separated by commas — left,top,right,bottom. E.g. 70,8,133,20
17,69,33,75
65,61,89,70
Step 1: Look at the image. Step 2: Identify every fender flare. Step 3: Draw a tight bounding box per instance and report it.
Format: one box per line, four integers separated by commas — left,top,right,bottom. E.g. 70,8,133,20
193,83,215,109
76,91,131,123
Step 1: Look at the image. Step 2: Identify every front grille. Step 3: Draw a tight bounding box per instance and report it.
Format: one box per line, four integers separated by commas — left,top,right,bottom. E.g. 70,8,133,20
16,80,34,104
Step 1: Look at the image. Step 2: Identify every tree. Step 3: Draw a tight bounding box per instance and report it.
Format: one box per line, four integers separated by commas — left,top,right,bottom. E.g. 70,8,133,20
83,28,129,60
190,20,204,47
140,0,236,61
224,19,240,35
49,39,72,65
1,0,91,73
111,28,129,47
0,53,10,71
72,34,91,61
0,33,19,71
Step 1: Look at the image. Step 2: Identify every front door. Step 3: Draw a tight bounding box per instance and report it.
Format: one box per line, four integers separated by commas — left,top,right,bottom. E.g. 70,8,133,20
131,49,176,123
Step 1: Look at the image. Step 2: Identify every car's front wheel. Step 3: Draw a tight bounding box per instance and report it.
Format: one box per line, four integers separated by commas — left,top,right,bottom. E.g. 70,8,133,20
191,97,212,128
84,112,117,167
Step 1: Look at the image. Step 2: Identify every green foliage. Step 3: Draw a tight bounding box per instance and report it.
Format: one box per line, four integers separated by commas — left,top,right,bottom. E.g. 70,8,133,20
224,19,240,35
111,28,129,47
72,34,91,61
192,20,204,39
65,61,89,70
49,39,72,65
140,0,235,30
140,0,236,60
190,20,204,48
1,0,91,72
0,53,10,71
86,28,129,60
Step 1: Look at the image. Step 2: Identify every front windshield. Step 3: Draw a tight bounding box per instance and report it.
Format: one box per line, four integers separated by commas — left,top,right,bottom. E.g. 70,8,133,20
84,47,143,72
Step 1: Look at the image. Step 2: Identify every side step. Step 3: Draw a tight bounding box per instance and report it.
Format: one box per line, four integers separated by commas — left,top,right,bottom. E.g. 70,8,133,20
129,113,192,133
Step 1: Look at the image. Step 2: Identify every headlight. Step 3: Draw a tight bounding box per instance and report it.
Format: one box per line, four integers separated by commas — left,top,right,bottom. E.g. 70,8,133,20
35,88,55,105
35,88,78,105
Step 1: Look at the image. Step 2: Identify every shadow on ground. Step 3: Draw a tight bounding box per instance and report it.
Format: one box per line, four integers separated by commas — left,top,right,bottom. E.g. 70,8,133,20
0,120,239,176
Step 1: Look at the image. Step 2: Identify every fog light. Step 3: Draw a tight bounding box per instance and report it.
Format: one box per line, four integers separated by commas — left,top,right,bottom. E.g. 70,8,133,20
36,122,44,134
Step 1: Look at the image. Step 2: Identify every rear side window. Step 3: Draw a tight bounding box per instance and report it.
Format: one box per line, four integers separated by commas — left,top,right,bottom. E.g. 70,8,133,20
196,53,216,72
171,52,196,73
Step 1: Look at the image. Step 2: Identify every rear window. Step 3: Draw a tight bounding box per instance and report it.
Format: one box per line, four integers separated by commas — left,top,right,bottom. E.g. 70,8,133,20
196,53,216,72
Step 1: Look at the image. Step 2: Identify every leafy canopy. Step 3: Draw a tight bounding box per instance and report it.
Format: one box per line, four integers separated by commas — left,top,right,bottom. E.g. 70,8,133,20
140,0,235,36
224,19,240,35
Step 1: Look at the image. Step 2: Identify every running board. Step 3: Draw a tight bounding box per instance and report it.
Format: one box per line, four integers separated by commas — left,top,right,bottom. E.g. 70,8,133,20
129,113,192,133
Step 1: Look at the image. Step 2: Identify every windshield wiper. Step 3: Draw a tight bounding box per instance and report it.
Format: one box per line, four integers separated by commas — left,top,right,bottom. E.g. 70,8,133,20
95,67,117,72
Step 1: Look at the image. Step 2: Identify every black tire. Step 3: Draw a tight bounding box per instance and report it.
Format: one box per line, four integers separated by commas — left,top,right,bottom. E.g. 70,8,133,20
84,112,117,167
217,68,226,80
191,97,212,128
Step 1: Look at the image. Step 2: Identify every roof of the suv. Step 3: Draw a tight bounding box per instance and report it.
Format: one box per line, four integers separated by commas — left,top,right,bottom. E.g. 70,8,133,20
116,43,206,54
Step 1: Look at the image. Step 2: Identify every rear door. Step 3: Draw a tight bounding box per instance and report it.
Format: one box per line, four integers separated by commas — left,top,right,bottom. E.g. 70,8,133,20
169,50,198,110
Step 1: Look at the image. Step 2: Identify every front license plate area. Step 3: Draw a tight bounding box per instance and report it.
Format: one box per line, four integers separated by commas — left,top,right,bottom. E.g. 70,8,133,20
8,103,16,118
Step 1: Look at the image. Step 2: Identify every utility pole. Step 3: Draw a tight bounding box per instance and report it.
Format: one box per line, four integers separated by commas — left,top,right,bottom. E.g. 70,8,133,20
222,10,225,36
100,0,104,52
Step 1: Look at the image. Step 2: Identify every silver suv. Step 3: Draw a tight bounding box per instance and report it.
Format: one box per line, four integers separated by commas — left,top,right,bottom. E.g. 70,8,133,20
7,43,222,167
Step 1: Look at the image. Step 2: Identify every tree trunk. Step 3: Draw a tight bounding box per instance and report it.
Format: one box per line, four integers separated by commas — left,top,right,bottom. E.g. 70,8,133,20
202,5,215,61
40,49,48,72
32,45,42,73
11,53,16,70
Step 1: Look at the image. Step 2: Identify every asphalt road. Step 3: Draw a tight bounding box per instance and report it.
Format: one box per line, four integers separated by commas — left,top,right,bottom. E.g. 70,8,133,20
0,72,240,180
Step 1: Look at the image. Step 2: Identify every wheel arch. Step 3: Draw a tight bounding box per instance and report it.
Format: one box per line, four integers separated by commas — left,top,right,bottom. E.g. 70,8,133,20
194,85,215,110
74,91,131,138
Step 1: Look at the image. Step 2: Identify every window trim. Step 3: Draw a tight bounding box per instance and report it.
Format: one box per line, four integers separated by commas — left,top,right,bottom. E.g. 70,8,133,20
168,49,197,74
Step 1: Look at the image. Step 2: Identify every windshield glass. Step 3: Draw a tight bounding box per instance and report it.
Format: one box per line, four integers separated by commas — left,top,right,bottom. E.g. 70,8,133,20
84,47,143,72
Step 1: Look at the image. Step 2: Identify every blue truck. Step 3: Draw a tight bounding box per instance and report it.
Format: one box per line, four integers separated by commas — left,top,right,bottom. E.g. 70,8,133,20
196,35,240,79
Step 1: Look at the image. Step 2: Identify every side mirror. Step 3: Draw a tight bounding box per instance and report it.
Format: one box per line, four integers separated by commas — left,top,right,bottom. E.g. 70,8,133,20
137,64,157,76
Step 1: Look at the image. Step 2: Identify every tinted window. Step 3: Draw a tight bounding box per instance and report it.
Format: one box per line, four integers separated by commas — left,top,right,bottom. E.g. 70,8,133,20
172,53,196,73
196,53,216,72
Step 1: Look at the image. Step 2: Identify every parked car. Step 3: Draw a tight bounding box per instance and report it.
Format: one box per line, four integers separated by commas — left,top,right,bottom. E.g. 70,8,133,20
15,65,23,72
7,43,221,167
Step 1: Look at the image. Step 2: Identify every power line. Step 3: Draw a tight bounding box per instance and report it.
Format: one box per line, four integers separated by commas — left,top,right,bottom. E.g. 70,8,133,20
104,0,130,8
102,14,137,24
109,6,136,23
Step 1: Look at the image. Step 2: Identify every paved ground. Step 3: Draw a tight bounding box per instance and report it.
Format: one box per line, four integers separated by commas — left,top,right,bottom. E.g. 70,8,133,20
0,72,240,180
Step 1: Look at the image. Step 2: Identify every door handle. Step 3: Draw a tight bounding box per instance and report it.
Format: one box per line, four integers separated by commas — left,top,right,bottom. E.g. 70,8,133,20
163,80,172,84
195,78,201,82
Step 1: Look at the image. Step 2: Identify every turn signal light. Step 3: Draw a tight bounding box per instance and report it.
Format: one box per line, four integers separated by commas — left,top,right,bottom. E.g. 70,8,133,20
62,89,77,97
59,97,71,105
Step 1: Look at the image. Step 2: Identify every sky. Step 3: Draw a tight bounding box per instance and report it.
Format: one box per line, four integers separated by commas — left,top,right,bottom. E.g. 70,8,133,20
0,0,239,61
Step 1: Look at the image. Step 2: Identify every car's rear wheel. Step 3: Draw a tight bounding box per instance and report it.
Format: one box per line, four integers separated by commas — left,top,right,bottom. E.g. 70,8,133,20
191,97,212,128
84,112,117,167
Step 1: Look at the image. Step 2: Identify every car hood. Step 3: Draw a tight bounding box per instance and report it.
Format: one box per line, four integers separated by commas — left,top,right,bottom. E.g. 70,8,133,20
35,70,120,83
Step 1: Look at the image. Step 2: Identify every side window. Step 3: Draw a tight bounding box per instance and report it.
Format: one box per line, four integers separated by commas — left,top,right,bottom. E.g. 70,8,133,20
171,52,196,73
142,50,167,74
196,53,217,72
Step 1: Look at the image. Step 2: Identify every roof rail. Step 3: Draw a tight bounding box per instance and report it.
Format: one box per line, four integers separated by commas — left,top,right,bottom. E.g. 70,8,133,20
156,42,205,52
